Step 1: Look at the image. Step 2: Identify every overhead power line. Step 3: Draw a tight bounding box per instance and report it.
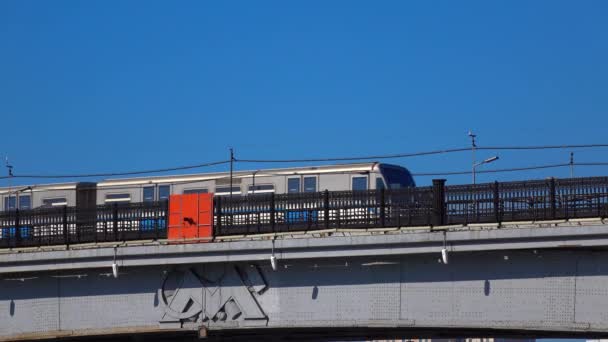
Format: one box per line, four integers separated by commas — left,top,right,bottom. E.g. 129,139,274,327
413,163,569,176
237,147,472,163
2,143,608,180
477,144,608,151
3,160,608,182
238,144,608,163
0,160,230,180
413,162,608,177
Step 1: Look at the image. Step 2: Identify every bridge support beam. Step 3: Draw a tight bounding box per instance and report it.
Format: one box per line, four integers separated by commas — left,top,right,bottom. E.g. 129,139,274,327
3,248,608,339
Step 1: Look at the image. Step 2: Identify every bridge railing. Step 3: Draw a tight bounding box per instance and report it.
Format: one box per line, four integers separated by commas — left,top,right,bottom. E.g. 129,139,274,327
0,201,168,249
442,177,608,225
1,176,608,247
215,176,608,234
214,187,436,235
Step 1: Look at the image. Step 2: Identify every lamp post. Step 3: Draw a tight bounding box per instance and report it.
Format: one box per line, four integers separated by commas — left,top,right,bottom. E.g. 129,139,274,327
473,156,499,184
229,148,234,199
468,131,476,184
570,152,574,178
4,157,14,210
468,131,500,184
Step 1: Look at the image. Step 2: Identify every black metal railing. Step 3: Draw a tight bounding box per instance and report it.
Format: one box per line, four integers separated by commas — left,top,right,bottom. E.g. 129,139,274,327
214,176,608,235
0,201,168,249
214,186,435,235
1,176,608,248
443,177,608,225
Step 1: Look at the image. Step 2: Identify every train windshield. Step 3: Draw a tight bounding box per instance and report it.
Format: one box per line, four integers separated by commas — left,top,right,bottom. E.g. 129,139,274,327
379,164,416,189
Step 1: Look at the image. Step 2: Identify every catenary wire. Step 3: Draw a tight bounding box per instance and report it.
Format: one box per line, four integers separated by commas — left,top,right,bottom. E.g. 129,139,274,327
0,160,230,180
238,144,608,163
3,143,608,180
412,163,570,176
236,147,472,163
413,162,608,176
2,161,608,181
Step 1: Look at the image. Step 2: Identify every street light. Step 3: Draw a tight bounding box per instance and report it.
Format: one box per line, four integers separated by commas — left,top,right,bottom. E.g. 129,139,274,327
468,131,500,184
473,156,499,184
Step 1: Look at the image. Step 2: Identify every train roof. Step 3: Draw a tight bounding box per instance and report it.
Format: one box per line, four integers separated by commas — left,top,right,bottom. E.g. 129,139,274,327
0,182,77,195
97,162,385,187
0,162,413,192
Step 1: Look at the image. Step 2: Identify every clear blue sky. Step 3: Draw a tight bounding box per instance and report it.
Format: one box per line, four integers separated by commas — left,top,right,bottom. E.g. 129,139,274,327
1,1,607,186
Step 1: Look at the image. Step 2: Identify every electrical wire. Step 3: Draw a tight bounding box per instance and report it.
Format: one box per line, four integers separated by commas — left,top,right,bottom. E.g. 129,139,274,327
3,161,608,181
238,143,608,163
237,147,472,163
412,163,570,176
476,144,608,151
0,160,230,180
413,162,608,177
3,143,608,180
3,162,608,196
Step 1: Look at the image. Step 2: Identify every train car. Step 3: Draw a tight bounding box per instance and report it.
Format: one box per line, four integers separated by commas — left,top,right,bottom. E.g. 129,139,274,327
0,182,77,211
0,162,417,246
0,162,415,211
94,162,415,205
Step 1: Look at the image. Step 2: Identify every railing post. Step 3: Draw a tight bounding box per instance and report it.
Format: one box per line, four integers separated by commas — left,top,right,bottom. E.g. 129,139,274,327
63,206,69,248
380,188,386,227
493,181,500,224
270,193,276,232
14,209,21,247
113,203,119,242
216,197,222,236
324,190,330,229
549,177,557,219
432,179,446,227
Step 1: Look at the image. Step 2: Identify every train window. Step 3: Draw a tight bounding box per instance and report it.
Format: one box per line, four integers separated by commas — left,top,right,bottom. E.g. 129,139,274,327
379,164,414,188
183,188,208,194
158,185,170,200
42,198,67,207
19,195,31,210
105,193,131,203
376,177,386,190
248,184,275,194
215,186,241,196
288,178,300,193
303,177,317,192
352,176,368,191
4,196,16,211
143,186,155,202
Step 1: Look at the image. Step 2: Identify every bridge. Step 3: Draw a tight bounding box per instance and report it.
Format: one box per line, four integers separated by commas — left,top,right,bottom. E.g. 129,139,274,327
2,177,608,340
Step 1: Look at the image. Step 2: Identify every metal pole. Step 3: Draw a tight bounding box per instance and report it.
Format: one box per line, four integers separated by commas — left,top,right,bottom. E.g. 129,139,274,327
472,146,476,185
570,152,574,178
251,170,258,195
5,157,13,210
469,131,477,184
229,148,234,199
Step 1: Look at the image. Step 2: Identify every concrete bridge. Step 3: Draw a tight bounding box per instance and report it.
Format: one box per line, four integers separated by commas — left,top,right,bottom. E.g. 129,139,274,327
3,218,608,341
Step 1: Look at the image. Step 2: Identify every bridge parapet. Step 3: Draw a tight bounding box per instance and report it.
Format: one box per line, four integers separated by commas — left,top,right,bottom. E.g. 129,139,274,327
2,175,608,251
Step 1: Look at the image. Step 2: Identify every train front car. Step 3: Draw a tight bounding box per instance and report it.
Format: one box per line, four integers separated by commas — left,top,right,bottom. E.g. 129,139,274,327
376,163,416,189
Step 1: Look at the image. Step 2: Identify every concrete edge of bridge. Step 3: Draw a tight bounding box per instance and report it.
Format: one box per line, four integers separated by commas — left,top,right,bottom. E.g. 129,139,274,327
2,324,608,342
0,325,187,342
2,218,608,275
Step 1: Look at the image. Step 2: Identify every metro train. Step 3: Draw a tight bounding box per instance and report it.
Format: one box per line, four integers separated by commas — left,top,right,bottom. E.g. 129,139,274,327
0,163,416,212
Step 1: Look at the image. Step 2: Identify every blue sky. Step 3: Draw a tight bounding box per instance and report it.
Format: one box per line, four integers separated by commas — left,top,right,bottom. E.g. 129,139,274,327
1,1,607,186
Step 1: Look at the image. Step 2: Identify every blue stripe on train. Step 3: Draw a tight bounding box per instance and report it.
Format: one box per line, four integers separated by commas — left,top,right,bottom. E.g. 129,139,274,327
139,219,166,231
285,210,318,224
1,227,31,239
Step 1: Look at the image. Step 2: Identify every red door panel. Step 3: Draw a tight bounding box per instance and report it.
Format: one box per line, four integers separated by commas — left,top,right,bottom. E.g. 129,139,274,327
168,193,213,241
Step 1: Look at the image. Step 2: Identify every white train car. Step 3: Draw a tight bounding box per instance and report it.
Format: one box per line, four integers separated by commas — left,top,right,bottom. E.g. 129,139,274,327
0,162,415,210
